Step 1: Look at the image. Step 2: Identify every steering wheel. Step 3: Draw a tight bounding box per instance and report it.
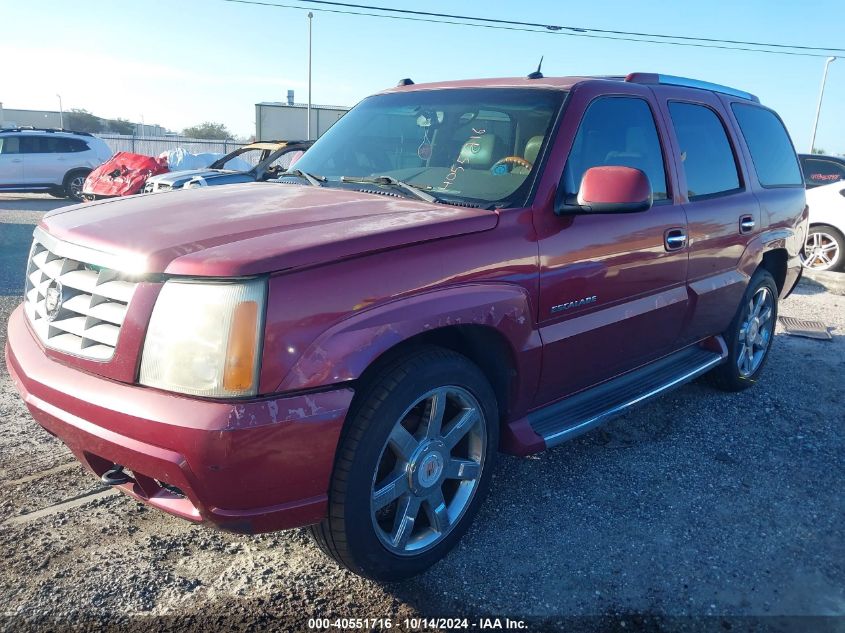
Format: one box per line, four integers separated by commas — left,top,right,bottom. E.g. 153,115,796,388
490,156,533,175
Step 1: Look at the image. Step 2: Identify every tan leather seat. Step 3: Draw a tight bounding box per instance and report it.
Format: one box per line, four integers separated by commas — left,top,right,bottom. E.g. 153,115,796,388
524,136,544,164
458,134,499,169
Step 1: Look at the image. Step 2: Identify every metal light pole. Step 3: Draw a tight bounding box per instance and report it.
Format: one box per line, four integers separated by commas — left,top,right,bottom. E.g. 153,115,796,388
57,94,63,129
809,57,836,154
307,11,313,141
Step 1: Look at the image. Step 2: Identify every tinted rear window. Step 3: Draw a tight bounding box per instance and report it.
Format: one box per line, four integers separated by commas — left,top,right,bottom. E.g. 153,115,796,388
668,102,741,199
732,104,802,187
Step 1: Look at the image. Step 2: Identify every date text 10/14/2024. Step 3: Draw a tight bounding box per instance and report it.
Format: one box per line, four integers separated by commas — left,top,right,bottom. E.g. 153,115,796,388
307,617,528,630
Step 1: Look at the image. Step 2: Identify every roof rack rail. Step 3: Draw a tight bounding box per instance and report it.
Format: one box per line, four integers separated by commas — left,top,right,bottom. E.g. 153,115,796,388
624,73,760,103
0,127,94,136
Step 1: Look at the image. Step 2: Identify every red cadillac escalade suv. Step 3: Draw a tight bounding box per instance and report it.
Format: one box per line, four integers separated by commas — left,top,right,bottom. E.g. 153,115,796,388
6,73,807,580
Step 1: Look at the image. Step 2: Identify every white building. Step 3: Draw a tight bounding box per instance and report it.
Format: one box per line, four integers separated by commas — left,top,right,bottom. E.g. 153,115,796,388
255,90,349,141
0,104,165,136
0,106,62,129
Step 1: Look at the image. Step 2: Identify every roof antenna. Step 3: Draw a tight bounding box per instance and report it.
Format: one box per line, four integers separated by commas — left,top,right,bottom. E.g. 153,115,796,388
527,56,544,79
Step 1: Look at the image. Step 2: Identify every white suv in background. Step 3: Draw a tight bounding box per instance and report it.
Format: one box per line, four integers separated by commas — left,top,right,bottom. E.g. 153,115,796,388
0,128,113,201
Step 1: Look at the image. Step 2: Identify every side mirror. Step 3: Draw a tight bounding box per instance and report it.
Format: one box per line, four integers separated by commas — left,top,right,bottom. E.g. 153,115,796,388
556,166,653,215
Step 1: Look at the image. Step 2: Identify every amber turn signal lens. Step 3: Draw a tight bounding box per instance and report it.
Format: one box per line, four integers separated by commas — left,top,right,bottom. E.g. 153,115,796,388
223,300,259,391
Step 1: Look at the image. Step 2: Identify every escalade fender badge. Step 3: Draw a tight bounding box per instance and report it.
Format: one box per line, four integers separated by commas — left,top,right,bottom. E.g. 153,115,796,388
551,295,598,314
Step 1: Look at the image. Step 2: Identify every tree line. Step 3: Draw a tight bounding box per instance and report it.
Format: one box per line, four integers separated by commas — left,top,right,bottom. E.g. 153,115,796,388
65,109,234,140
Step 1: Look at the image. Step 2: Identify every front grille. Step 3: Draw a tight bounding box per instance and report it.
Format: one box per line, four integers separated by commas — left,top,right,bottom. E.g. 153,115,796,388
23,238,138,360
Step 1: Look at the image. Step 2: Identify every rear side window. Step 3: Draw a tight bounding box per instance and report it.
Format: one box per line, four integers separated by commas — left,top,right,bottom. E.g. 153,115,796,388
563,96,668,200
731,104,802,187
19,137,43,154
668,102,741,200
802,158,845,186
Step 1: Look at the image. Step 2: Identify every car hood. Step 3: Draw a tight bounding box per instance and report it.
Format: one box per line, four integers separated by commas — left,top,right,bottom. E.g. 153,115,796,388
40,182,498,276
146,168,249,187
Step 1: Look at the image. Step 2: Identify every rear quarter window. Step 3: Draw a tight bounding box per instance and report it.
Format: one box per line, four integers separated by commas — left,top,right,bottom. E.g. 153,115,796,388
60,138,90,153
731,104,802,187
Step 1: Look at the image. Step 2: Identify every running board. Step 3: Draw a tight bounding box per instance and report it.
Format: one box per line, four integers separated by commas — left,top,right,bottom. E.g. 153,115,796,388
529,344,726,448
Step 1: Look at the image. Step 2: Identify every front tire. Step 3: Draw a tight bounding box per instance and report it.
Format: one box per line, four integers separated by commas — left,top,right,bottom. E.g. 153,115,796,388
708,269,778,392
802,224,844,272
309,347,498,581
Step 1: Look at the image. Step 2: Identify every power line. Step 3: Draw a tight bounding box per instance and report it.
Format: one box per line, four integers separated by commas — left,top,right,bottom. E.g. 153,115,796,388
220,0,839,58
287,0,845,55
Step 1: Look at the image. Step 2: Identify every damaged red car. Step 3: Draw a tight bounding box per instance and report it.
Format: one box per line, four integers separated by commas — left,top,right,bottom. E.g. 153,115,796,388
81,152,169,200
6,73,806,580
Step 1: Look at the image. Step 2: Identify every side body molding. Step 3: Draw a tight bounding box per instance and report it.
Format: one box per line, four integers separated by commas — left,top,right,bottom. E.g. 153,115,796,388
276,283,543,430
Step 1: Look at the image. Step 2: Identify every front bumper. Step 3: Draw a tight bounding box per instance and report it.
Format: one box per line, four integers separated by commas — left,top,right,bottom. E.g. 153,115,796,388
5,305,353,533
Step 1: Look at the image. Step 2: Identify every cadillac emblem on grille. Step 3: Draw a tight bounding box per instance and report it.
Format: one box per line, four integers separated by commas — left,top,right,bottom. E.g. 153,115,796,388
44,280,64,321
24,232,140,361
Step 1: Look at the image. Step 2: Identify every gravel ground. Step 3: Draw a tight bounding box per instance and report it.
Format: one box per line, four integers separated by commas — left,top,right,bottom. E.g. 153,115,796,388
0,194,843,632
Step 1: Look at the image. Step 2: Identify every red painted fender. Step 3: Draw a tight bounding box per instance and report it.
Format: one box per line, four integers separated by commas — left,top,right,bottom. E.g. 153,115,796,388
276,283,543,417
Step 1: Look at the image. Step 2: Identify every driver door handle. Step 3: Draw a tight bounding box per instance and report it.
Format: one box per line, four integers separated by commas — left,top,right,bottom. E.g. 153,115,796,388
739,214,755,234
664,228,688,251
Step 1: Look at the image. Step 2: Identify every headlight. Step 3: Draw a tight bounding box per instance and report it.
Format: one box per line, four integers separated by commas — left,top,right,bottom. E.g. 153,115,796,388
139,278,266,397
183,177,207,189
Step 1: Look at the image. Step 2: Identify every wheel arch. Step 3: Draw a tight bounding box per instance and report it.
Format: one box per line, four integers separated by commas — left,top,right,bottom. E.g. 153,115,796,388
758,248,788,294
275,283,543,423
351,324,519,428
738,227,803,299
63,166,92,183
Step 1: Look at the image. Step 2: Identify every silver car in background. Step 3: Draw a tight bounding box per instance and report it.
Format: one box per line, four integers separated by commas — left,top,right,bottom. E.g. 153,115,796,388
0,128,113,201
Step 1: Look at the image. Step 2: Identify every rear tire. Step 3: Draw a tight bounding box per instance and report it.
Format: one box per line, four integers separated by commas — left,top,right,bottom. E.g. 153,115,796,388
707,269,778,392
309,346,498,581
63,170,89,202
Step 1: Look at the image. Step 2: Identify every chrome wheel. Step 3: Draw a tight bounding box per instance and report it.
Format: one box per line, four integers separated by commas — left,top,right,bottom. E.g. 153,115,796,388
737,286,774,378
802,230,841,270
370,385,487,556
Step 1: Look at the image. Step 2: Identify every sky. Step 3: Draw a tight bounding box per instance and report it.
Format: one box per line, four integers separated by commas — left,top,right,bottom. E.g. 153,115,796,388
3,0,843,154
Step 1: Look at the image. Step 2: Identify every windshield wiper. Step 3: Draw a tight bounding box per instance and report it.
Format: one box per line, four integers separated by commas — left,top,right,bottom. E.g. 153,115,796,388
340,175,438,203
280,169,325,187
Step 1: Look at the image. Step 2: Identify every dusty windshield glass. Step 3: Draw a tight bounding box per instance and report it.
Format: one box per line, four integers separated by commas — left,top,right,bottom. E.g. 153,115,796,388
293,88,565,205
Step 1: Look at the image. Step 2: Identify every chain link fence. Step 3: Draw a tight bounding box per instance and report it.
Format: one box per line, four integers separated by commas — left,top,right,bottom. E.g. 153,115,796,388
98,134,247,157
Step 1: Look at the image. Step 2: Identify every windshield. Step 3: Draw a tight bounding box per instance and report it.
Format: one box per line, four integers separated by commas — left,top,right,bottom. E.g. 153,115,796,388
293,88,566,206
